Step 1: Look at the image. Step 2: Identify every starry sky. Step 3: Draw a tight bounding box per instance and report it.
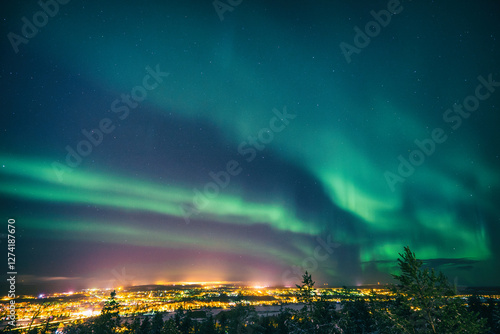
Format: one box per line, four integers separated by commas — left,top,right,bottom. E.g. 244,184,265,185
1,0,500,294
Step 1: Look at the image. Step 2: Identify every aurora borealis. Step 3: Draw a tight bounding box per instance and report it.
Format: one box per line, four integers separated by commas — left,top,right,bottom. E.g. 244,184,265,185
1,0,500,294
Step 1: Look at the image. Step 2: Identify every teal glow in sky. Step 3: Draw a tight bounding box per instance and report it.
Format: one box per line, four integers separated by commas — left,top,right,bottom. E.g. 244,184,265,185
1,0,499,293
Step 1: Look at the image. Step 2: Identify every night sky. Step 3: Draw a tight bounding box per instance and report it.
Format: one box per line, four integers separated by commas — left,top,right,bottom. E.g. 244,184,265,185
1,0,500,294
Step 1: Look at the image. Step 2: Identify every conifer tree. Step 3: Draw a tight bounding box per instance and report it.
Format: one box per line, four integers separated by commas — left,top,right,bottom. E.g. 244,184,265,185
151,312,164,334
379,246,487,334
93,290,121,334
296,271,315,312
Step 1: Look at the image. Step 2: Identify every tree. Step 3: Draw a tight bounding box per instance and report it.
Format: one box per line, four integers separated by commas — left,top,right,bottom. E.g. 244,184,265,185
65,317,96,334
276,308,291,334
151,312,164,334
27,302,48,333
139,316,151,334
485,298,500,333
225,304,261,334
198,314,217,334
161,318,181,334
492,305,500,334
40,314,54,333
179,309,193,334
340,297,375,334
217,310,228,333
378,246,487,334
102,290,120,318
311,297,341,333
467,295,484,316
286,272,341,333
296,271,315,312
126,316,141,334
93,290,121,334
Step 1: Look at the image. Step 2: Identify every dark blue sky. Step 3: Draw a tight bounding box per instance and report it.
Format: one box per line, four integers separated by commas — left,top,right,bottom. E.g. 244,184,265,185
1,0,500,293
